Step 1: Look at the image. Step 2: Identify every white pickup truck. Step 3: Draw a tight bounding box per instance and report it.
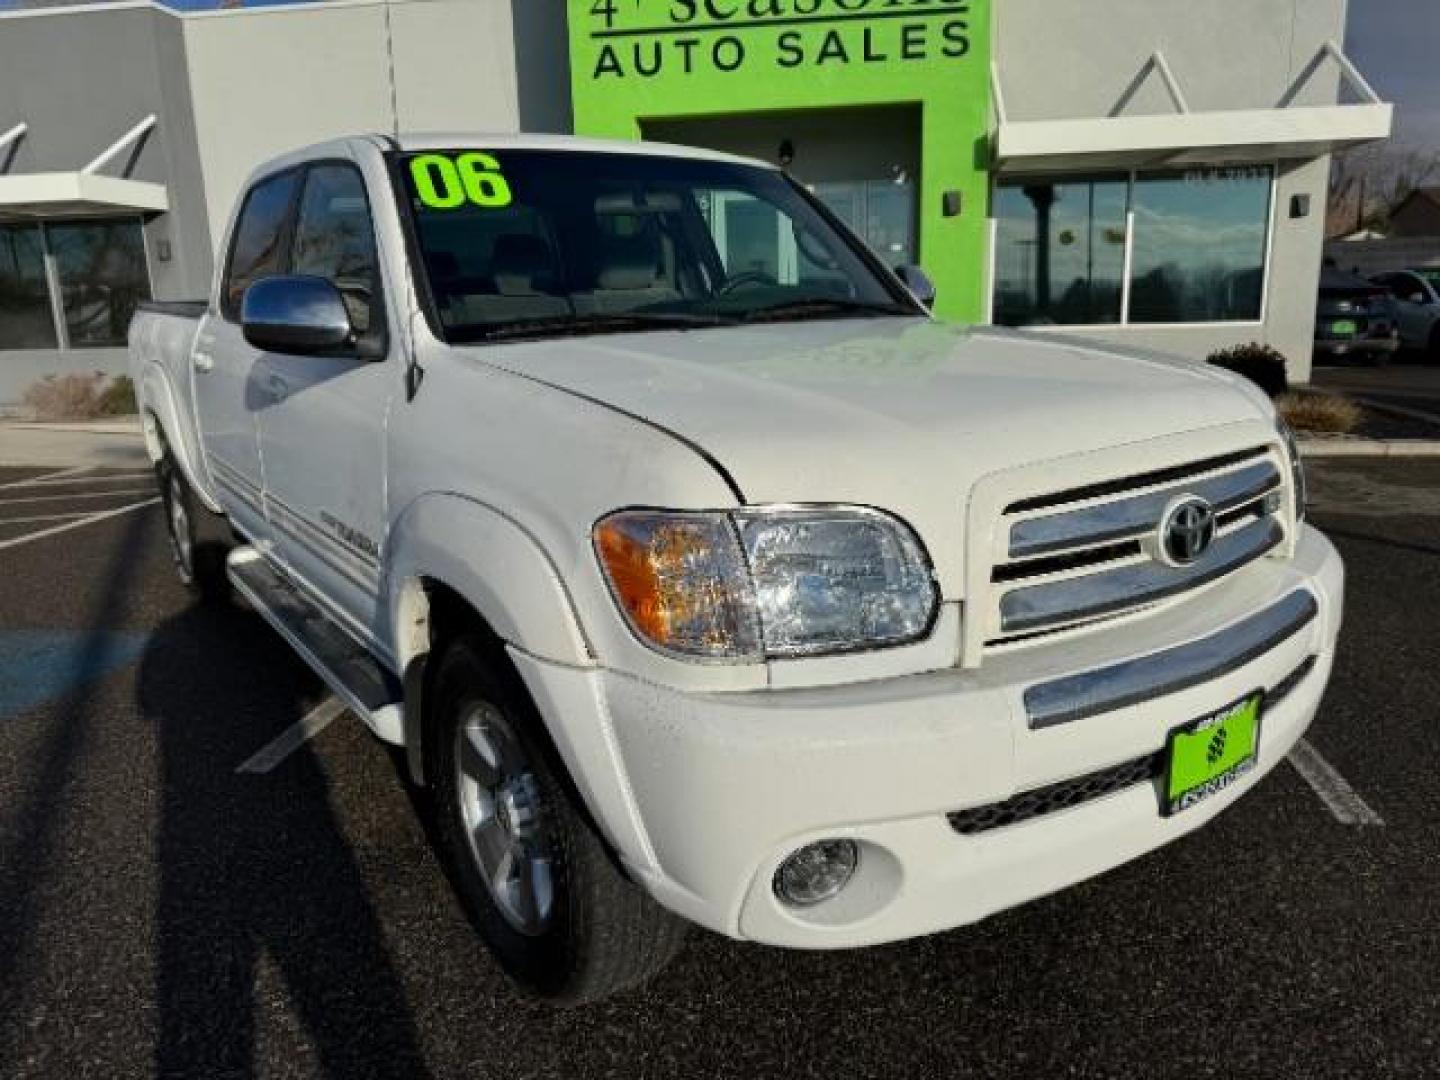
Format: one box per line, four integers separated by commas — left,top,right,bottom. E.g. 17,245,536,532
131,133,1343,1002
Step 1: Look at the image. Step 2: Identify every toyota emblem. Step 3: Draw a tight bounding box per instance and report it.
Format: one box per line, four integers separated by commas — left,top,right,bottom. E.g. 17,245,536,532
1159,496,1216,566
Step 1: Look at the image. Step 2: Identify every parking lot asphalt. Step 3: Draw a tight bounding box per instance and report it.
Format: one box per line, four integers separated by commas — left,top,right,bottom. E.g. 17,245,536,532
0,460,1437,1079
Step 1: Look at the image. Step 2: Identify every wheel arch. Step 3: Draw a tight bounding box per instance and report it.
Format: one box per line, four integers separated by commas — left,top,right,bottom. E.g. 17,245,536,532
139,363,222,514
384,492,595,784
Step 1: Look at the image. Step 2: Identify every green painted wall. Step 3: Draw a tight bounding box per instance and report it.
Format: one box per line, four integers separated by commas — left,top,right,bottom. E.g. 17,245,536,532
568,0,992,322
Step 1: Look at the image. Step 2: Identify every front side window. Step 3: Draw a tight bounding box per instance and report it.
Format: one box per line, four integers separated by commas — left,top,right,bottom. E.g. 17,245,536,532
292,164,383,336
223,170,300,320
0,223,58,349
992,166,1274,328
397,149,916,343
48,219,152,348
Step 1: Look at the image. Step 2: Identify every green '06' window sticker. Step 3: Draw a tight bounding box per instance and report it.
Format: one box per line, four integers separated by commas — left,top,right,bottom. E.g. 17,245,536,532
409,152,513,210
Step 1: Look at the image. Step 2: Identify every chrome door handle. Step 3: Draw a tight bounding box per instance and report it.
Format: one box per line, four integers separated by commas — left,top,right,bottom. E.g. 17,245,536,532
193,352,214,373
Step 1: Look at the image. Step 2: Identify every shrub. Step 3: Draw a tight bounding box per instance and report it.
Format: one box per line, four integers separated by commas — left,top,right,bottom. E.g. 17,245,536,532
21,373,107,421
1207,343,1290,399
1277,391,1362,436
97,375,138,417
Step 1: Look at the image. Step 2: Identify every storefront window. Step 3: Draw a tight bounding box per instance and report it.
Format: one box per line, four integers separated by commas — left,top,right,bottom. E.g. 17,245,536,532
48,220,152,347
992,167,1273,328
993,178,1128,326
1128,168,1272,323
0,224,59,350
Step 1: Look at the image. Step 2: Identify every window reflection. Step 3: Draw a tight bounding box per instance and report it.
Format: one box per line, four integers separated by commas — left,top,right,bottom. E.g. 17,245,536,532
292,165,381,334
991,167,1273,327
0,224,58,349
49,220,152,348
1128,168,1271,323
993,178,1128,326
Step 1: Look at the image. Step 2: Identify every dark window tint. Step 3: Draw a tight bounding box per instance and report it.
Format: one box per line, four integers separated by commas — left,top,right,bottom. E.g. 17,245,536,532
0,223,58,349
400,150,905,341
223,170,299,320
49,219,151,348
292,164,382,335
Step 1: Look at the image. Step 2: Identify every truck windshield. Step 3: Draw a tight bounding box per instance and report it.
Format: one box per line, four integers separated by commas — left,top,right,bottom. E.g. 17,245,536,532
394,149,920,344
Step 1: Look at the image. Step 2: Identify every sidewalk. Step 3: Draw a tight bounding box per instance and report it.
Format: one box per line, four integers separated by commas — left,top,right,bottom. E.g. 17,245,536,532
0,418,149,468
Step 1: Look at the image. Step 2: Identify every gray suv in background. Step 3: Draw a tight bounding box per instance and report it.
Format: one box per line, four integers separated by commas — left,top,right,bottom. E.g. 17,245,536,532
1371,269,1440,356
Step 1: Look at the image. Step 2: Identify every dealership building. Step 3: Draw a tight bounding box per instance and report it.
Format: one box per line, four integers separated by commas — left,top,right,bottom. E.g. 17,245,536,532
0,0,1391,407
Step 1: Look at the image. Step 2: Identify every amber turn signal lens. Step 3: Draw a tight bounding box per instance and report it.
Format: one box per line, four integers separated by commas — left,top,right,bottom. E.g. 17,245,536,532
593,512,759,659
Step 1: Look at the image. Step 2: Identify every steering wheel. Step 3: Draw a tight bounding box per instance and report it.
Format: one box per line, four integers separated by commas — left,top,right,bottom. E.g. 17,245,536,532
718,270,778,296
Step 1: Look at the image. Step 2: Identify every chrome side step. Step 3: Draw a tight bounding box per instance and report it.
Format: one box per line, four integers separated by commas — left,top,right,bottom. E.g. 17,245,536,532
227,547,404,744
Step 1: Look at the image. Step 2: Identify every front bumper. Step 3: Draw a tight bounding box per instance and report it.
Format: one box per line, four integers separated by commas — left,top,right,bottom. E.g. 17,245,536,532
1314,335,1399,356
512,525,1344,949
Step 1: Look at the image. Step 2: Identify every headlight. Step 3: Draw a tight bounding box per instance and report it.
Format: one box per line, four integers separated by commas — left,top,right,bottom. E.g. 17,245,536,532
1276,417,1307,520
594,506,938,661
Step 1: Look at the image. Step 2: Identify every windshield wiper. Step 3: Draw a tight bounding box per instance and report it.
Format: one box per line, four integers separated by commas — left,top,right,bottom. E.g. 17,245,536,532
467,310,735,343
739,298,918,324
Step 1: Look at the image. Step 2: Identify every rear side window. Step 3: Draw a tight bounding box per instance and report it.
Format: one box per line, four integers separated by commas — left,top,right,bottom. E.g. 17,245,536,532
292,164,384,336
222,170,299,320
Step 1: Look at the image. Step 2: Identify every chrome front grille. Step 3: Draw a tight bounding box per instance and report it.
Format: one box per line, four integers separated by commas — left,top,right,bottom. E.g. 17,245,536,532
987,447,1285,646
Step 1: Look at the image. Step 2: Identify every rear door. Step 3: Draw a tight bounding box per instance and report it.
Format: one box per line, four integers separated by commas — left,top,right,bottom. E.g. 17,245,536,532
255,159,394,642
1387,272,1433,347
196,168,301,541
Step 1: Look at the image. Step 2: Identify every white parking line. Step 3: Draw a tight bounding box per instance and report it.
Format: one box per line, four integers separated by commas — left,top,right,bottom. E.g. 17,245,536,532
0,465,92,490
236,698,348,774
0,488,154,505
0,497,161,552
22,472,154,487
1288,739,1385,826
0,511,100,526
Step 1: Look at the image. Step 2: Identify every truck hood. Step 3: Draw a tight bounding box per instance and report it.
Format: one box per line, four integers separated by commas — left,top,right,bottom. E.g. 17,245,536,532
466,319,1270,586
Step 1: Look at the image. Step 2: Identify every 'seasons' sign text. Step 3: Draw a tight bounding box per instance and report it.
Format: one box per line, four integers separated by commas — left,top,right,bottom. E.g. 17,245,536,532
586,0,972,80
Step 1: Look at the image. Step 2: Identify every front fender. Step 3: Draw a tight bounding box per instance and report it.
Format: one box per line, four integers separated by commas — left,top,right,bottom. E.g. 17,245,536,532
383,491,593,670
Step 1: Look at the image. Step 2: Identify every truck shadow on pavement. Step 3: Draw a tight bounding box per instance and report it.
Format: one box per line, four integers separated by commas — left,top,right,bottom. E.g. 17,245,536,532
136,599,432,1078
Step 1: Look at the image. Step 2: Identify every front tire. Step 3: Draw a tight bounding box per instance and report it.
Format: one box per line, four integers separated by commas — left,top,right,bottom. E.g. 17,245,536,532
430,633,686,1003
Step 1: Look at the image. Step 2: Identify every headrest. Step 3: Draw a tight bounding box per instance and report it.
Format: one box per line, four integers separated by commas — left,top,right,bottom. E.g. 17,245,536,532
597,232,662,291
492,234,556,296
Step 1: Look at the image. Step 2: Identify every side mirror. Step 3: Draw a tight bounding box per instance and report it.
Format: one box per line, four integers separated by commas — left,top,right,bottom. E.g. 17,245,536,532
242,275,354,355
894,264,936,309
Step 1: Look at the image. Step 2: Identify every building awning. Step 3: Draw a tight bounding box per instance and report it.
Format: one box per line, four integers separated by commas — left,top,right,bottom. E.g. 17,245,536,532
992,42,1394,175
0,115,166,219
0,172,169,219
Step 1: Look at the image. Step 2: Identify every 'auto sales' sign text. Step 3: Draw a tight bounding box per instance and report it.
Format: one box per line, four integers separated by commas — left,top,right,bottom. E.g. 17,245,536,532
584,0,972,80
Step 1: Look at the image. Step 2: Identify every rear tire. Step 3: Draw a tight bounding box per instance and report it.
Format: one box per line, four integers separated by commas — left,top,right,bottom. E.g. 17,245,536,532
430,633,687,1003
156,446,231,602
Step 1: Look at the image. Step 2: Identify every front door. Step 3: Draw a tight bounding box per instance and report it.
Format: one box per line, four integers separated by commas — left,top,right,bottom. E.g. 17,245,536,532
256,160,393,644
197,168,302,542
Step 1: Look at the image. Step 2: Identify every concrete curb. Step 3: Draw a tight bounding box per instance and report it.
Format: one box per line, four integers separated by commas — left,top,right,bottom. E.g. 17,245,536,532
1299,438,1440,458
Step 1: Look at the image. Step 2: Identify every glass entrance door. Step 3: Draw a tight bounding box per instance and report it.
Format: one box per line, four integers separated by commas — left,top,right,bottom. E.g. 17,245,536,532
813,181,916,267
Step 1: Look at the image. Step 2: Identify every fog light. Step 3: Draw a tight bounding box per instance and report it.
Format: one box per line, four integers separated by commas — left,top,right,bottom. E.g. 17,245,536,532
773,840,859,907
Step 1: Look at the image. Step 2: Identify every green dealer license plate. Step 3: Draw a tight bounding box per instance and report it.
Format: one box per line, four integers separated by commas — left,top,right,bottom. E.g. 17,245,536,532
1331,319,1358,337
1163,693,1261,816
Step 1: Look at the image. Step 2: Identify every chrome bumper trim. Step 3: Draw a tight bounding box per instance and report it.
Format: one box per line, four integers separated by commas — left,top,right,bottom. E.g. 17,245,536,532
1024,589,1320,730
